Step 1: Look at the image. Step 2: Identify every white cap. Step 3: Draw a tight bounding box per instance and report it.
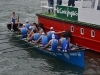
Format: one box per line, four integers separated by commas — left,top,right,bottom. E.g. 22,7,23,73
52,34,55,39
50,27,53,30
42,32,45,35
26,20,29,23
23,24,26,26
29,26,32,29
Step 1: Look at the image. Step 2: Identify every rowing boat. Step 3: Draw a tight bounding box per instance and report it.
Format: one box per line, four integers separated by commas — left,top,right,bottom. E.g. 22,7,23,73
10,32,85,68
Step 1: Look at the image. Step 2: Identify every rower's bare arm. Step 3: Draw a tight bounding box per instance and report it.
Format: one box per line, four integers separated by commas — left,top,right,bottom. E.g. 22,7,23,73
59,39,61,46
30,34,34,39
35,27,38,32
35,36,42,43
44,41,51,49
40,30,43,35
55,31,65,34
11,15,17,20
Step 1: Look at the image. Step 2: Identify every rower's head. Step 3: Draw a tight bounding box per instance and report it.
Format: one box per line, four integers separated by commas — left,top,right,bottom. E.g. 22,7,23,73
26,20,29,23
33,30,36,33
37,26,41,30
50,27,54,31
33,22,37,26
66,37,70,42
12,12,15,15
23,24,26,27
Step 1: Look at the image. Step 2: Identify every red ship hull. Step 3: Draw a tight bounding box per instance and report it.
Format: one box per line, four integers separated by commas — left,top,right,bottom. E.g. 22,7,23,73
37,14,100,53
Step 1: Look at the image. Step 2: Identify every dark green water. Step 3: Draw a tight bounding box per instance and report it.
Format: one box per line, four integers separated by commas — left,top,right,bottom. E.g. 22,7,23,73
0,0,100,75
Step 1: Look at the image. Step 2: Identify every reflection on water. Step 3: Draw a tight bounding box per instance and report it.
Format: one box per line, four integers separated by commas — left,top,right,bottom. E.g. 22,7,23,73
0,0,100,75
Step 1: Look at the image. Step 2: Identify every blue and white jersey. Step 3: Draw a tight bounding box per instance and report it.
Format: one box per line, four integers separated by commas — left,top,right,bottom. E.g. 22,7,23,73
60,37,66,50
25,24,30,30
47,31,53,41
11,16,16,23
34,33,40,41
63,40,70,51
21,27,27,35
51,39,58,51
30,26,34,30
55,34,60,40
42,35,48,46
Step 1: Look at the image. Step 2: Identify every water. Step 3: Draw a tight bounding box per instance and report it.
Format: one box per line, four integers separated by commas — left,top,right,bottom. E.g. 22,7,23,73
0,0,100,75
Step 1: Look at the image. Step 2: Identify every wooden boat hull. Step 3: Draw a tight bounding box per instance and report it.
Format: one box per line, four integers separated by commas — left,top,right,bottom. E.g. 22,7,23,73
13,34,85,68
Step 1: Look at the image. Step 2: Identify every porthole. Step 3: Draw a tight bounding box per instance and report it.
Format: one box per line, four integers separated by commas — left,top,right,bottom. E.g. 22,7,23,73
80,28,84,35
91,30,95,37
71,26,74,32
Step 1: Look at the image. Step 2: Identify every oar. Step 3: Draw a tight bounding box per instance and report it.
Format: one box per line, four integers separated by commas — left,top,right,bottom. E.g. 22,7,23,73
0,46,34,54
0,43,30,51
18,14,19,22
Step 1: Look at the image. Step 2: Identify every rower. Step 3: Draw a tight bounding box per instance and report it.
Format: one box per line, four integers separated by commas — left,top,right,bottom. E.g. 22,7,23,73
47,27,54,41
30,23,38,32
20,24,28,38
52,31,60,40
34,32,48,46
25,20,30,30
59,32,66,50
37,25,44,35
25,30,37,42
25,26,34,41
32,30,40,42
62,37,70,52
44,34,58,51
11,12,20,31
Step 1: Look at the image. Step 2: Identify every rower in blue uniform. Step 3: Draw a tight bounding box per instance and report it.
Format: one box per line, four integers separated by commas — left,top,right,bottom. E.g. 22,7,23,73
47,27,54,41
37,26,44,35
33,31,40,41
41,32,48,46
20,24,28,38
52,31,60,40
25,20,30,30
30,23,38,32
11,12,20,31
34,32,48,46
59,32,66,50
62,37,70,52
44,34,58,51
